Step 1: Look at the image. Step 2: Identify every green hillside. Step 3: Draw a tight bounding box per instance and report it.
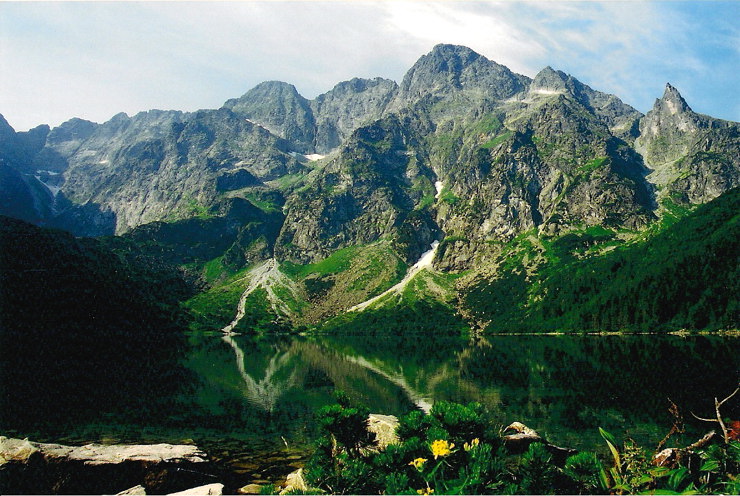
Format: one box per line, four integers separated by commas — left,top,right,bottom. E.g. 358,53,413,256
461,188,739,332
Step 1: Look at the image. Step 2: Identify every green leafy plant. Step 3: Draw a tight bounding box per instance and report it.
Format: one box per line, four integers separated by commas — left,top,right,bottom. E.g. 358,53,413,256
302,400,740,495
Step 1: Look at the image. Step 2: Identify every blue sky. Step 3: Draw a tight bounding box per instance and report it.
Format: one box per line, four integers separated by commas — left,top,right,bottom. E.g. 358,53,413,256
1,1,738,131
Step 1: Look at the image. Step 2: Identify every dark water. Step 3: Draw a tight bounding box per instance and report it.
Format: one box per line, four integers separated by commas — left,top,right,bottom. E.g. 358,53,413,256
3,330,739,489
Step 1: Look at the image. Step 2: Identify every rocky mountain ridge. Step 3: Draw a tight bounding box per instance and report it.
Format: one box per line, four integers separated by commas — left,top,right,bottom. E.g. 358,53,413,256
1,44,738,325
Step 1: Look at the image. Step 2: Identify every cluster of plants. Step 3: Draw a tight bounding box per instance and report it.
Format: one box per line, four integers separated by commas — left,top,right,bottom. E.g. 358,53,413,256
298,395,740,494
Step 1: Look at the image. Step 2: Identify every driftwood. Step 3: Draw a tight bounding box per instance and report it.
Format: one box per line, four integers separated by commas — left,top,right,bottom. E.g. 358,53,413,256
654,386,738,468
656,398,685,452
653,431,717,468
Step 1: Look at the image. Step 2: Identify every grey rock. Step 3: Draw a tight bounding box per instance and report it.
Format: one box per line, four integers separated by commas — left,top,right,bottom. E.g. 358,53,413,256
237,483,264,494
367,414,400,449
224,81,316,153
312,77,398,153
167,483,224,495
116,484,147,495
0,437,215,495
279,468,308,495
637,83,739,205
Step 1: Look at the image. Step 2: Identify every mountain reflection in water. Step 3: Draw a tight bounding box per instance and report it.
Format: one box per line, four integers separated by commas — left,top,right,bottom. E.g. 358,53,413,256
188,332,739,455
3,331,737,475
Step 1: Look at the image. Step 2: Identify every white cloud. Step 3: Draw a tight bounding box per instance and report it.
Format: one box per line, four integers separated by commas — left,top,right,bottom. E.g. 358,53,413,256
381,1,546,76
0,1,737,131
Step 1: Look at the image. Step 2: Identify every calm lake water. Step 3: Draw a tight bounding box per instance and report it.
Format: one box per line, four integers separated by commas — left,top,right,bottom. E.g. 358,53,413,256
4,331,739,489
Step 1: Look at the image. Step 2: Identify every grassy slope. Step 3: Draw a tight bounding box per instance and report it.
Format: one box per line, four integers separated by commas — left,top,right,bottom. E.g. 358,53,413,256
460,187,739,332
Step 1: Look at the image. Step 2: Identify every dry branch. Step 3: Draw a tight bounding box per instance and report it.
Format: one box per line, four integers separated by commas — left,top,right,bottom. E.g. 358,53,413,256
690,386,739,444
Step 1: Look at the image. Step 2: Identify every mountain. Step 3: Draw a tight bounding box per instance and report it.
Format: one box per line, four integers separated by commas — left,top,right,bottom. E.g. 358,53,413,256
636,83,740,204
1,43,738,332
0,215,193,426
459,186,739,332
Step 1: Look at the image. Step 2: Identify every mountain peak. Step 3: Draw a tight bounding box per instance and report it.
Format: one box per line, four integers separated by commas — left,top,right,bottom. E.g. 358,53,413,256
428,43,481,61
530,66,570,94
659,83,692,115
407,44,484,80
397,44,528,103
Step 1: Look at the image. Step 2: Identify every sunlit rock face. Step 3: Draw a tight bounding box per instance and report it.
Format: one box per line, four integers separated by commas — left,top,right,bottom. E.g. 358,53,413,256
637,83,739,205
0,44,737,268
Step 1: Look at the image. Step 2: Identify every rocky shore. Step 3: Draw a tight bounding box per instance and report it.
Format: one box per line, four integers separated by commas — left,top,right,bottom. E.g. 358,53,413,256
0,436,219,495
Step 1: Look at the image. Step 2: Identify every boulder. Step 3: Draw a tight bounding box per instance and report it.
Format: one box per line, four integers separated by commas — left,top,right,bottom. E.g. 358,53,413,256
167,483,224,495
237,483,264,494
502,422,576,465
367,414,400,449
0,436,217,495
279,468,308,495
0,437,39,464
117,484,147,495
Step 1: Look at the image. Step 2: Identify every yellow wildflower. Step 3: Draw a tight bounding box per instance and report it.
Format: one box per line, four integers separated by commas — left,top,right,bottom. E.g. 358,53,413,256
464,438,480,451
417,488,434,495
409,457,427,470
430,439,454,459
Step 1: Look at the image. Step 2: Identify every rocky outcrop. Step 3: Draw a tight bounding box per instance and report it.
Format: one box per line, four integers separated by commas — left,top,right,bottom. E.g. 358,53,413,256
367,414,400,449
394,44,529,110
0,437,217,495
502,422,576,464
527,67,641,140
311,77,398,153
279,468,309,495
224,81,316,154
637,84,740,205
275,114,439,264
15,107,301,235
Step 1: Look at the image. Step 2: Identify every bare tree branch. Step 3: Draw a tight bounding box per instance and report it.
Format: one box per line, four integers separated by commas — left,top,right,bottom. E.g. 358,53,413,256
691,412,716,423
691,387,740,443
717,387,739,408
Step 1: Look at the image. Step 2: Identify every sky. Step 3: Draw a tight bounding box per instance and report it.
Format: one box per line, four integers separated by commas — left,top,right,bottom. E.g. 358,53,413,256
1,1,738,132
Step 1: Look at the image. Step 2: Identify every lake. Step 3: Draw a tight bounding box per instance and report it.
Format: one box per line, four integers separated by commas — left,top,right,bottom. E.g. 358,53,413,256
3,330,739,489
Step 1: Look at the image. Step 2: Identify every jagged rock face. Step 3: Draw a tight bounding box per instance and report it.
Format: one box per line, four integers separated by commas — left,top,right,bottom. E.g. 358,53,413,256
416,73,651,268
275,115,439,264
223,81,316,153
637,84,740,204
395,44,529,108
0,163,51,223
527,67,641,140
311,77,398,153
33,108,300,235
225,78,399,154
0,116,54,222
0,44,738,272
